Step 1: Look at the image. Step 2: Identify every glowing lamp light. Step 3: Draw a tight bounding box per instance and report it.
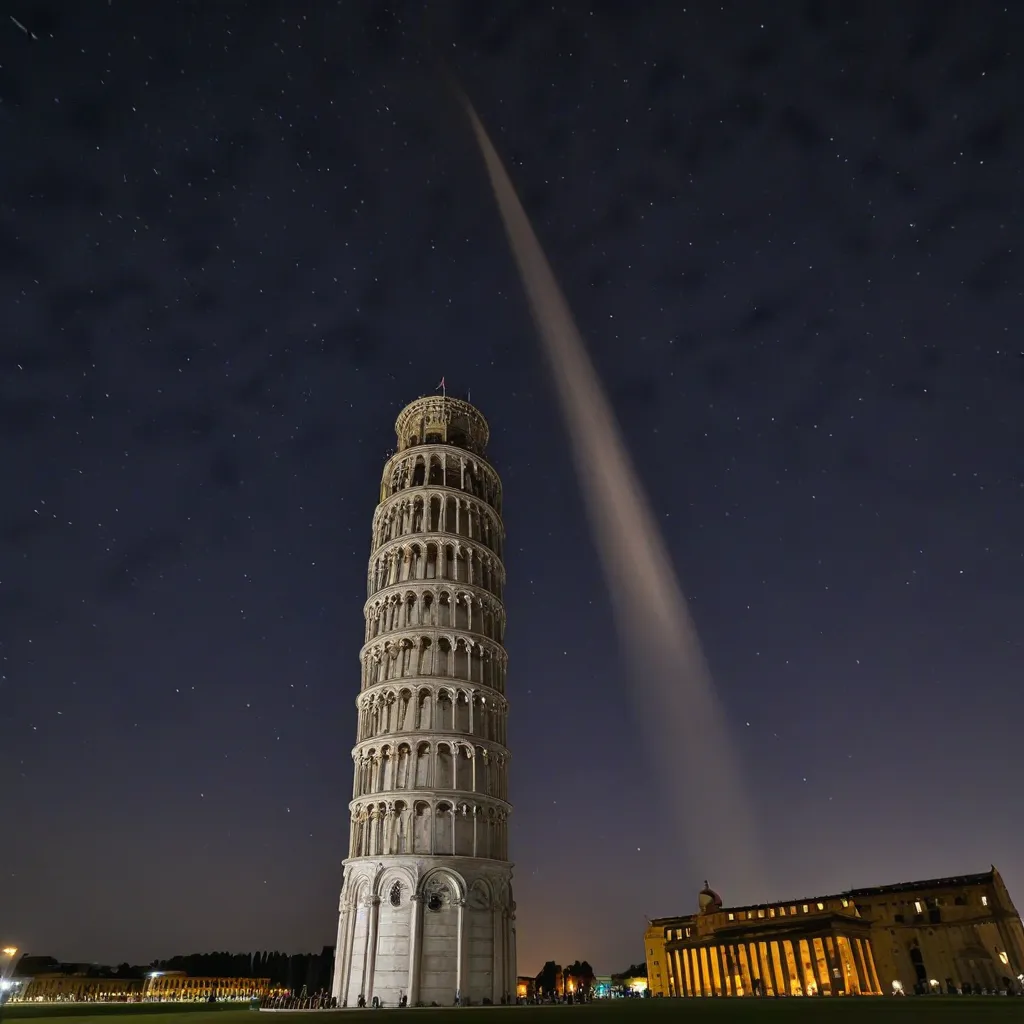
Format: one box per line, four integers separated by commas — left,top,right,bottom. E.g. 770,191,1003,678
1,949,16,958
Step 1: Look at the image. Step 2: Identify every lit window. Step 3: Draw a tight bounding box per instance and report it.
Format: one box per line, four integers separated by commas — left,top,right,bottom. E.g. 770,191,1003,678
981,896,989,907
841,899,849,907
914,901,923,914
768,907,776,918
728,913,735,921
790,906,797,915
779,906,786,916
817,902,824,910
802,904,809,913
757,909,765,919
999,952,1009,966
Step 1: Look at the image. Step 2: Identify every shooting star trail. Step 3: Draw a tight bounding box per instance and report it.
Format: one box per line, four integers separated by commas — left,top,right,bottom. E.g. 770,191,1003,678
460,93,763,897
9,15,38,39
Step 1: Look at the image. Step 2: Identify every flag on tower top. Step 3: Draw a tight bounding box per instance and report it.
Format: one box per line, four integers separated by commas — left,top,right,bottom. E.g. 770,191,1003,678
437,376,446,397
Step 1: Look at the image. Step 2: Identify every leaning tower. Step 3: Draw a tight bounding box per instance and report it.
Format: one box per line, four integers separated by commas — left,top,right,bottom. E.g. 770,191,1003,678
331,394,516,1008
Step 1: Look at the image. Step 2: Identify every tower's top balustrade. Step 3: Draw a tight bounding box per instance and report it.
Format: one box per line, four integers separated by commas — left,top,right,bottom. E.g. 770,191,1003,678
394,395,489,457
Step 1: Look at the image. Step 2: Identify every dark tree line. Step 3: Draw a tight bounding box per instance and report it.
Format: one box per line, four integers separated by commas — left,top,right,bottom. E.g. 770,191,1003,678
151,948,334,992
534,960,595,997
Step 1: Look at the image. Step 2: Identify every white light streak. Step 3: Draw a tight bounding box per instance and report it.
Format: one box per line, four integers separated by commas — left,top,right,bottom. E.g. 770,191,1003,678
462,91,762,897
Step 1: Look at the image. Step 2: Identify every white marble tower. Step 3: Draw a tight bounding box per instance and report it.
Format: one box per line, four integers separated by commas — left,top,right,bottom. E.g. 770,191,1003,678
331,394,516,1008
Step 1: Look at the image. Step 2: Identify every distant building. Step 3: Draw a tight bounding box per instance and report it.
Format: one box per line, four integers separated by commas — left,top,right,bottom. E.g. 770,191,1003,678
515,975,535,1000
14,976,143,1002
10,958,143,1003
9,960,270,1003
644,868,1024,998
141,972,271,1001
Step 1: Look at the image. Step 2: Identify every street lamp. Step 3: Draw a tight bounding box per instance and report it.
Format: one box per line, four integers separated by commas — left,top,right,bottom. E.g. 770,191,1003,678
1,948,18,983
0,947,19,1023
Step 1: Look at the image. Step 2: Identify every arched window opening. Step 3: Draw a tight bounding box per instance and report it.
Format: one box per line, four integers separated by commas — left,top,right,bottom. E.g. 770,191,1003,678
418,638,432,676
436,744,454,788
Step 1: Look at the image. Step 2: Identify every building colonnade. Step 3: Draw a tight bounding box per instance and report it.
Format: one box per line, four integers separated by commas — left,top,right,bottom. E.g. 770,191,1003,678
381,447,502,514
357,685,508,744
664,933,882,998
372,494,503,560
365,585,505,644
352,739,508,799
360,632,507,693
368,539,504,601
348,798,509,860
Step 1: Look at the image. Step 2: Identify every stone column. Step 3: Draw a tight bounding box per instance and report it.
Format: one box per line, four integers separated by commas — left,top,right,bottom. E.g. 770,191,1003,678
341,898,359,1005
331,901,348,1001
455,898,466,1002
665,950,676,996
848,937,868,993
407,895,423,1005
744,944,760,995
764,942,780,996
363,896,381,1001
717,945,730,995
507,909,517,1003
822,935,841,994
492,903,504,1002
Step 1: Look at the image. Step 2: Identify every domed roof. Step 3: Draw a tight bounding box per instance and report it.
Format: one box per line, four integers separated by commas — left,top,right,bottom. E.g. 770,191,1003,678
698,881,723,914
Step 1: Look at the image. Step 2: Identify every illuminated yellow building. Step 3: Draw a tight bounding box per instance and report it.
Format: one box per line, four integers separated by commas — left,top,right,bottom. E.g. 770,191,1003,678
12,971,270,1003
645,868,1024,998
141,972,270,1001
14,977,143,1002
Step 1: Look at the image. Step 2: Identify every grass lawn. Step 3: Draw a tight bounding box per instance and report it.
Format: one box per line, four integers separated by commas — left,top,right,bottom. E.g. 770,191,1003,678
4,999,1024,1024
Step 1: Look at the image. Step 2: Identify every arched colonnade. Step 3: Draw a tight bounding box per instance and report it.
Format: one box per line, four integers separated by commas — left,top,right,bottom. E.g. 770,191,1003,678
360,634,507,693
353,739,508,801
372,492,503,560
383,448,501,514
368,538,503,601
349,798,510,860
365,585,504,644
357,685,507,744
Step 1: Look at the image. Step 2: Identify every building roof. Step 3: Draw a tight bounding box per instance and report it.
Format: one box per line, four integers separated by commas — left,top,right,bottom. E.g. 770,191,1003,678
649,868,996,925
842,869,994,898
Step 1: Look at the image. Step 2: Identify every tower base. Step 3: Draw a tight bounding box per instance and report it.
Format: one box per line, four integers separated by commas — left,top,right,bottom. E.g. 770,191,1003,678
331,857,516,1008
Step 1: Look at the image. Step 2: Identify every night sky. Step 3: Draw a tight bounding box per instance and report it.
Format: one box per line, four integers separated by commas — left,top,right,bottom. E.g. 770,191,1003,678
2,0,1022,977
